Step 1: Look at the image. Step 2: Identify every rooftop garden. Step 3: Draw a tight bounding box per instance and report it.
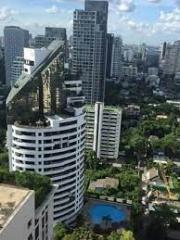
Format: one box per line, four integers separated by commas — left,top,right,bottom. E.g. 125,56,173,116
0,167,52,208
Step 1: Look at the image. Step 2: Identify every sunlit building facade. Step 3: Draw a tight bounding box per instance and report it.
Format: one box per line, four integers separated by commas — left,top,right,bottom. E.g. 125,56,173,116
7,40,85,224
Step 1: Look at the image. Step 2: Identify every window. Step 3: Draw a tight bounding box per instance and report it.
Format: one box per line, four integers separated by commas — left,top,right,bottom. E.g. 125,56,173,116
28,233,33,240
27,219,32,229
35,226,39,239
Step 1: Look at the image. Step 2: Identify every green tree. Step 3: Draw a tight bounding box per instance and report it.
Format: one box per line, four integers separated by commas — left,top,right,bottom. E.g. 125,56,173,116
152,204,177,227
85,150,98,170
0,151,9,169
146,218,166,240
107,230,135,240
54,223,67,240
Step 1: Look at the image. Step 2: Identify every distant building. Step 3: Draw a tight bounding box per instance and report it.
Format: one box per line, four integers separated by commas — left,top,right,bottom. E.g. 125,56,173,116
0,47,5,85
11,56,24,86
106,33,114,78
33,35,46,48
86,102,122,160
4,26,30,86
124,105,140,117
111,36,123,79
0,184,55,240
163,41,180,75
72,0,108,103
45,27,66,44
122,65,138,77
33,27,67,49
123,46,134,63
148,67,158,76
160,41,167,60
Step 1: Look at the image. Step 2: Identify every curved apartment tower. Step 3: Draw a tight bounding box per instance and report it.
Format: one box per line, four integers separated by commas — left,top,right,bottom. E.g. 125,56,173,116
6,41,85,224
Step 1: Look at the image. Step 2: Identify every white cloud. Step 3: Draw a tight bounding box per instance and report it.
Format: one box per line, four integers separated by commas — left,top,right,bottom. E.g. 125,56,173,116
0,7,17,21
116,0,136,12
45,5,60,14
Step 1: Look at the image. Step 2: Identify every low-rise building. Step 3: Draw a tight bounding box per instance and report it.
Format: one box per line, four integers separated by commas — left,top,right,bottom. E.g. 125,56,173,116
124,105,140,117
88,178,119,192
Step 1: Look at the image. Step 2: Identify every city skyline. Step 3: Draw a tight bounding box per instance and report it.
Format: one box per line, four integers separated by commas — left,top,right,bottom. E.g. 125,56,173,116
0,0,179,45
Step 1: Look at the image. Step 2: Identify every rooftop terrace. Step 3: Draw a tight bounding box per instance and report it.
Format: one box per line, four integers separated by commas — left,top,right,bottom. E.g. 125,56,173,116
0,184,32,230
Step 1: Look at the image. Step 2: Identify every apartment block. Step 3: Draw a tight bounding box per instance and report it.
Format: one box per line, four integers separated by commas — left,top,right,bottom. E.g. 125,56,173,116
86,102,122,160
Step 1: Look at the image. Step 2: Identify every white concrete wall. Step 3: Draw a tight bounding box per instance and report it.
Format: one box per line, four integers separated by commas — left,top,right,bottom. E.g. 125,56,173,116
0,191,35,240
24,48,50,74
8,113,85,224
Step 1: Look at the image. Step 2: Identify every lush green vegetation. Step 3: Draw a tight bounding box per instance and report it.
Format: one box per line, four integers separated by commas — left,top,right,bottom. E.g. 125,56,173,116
0,167,52,207
53,224,135,240
120,103,180,164
85,162,141,203
0,151,9,169
145,204,178,240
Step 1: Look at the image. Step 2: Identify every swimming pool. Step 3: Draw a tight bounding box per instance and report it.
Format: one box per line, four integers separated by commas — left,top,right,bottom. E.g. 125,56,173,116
88,203,126,225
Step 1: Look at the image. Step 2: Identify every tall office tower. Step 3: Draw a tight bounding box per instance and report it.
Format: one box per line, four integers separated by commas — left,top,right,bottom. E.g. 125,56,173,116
160,42,167,60
4,26,30,86
23,29,30,47
111,36,123,79
45,27,67,60
34,35,46,48
6,41,86,224
72,0,108,104
86,102,122,160
45,27,66,43
0,47,5,85
106,33,114,79
11,56,24,85
163,41,180,75
0,37,3,47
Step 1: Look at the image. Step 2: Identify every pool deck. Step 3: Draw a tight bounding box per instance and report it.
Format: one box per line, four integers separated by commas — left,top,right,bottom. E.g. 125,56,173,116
82,198,131,231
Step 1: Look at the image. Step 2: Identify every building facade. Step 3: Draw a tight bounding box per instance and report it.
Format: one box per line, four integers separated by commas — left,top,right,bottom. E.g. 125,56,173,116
163,41,180,75
0,184,54,240
86,102,122,160
4,26,29,86
72,0,108,104
7,41,85,224
11,56,24,86
106,33,114,79
111,36,123,80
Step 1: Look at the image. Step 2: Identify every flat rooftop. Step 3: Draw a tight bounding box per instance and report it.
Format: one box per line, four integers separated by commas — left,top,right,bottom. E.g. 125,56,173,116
0,184,31,230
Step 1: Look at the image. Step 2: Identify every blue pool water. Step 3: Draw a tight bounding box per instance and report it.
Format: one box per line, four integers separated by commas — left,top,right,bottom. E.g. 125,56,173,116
89,203,126,225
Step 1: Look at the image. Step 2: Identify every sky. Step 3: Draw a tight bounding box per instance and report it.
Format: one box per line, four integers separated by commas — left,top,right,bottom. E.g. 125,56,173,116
0,0,179,45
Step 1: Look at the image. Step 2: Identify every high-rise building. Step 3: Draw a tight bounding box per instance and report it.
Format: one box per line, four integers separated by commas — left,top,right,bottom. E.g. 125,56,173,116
23,29,30,47
106,33,114,79
4,26,30,86
122,65,138,77
162,41,180,75
0,47,5,85
160,41,167,60
72,0,108,104
11,56,24,86
33,35,46,48
33,28,67,48
86,102,122,160
0,182,55,240
45,27,66,44
6,41,85,224
111,36,123,79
